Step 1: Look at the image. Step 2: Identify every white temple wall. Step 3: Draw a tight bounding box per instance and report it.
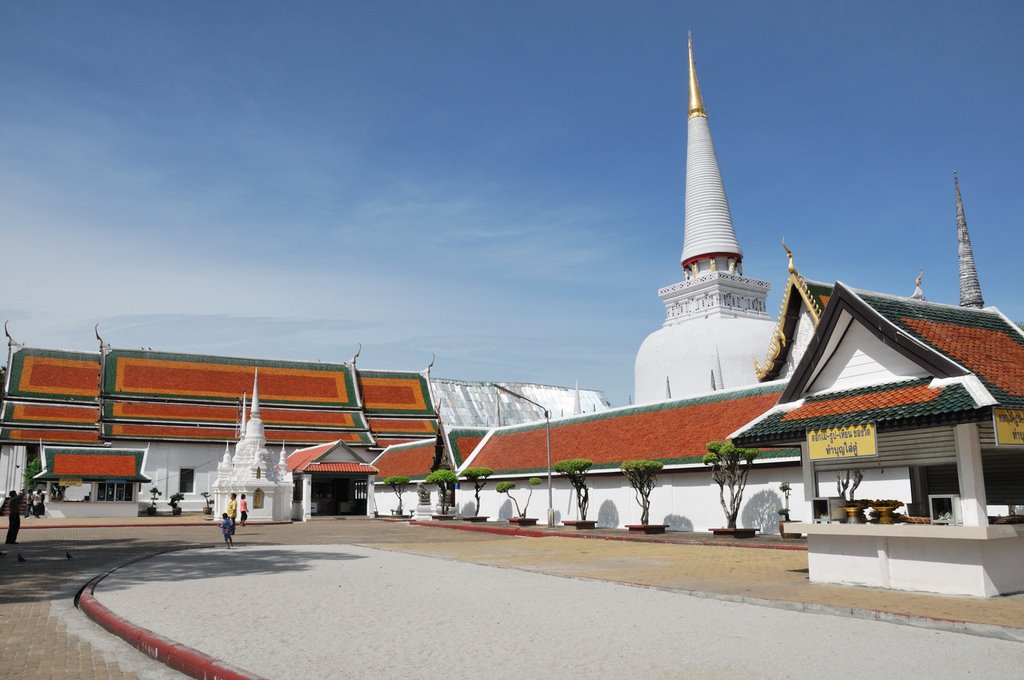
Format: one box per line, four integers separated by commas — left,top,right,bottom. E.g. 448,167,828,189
434,463,805,533
124,439,226,513
1,444,29,493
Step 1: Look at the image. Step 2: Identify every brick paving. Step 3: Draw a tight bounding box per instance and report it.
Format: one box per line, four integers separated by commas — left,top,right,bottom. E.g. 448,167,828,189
2,515,1022,678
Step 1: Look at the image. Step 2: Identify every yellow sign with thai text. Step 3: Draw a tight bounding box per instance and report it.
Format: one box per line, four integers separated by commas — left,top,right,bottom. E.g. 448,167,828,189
59,478,83,486
993,408,1024,446
807,423,878,461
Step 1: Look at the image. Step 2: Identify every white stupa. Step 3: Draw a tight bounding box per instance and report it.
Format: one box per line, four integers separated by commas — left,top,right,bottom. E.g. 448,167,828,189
212,370,293,521
634,33,774,403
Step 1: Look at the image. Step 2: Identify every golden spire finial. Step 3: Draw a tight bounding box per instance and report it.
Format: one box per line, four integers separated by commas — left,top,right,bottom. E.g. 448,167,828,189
782,237,795,274
688,30,707,119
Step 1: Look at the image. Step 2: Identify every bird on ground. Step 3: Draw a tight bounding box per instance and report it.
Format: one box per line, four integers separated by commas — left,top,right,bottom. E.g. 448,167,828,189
17,553,26,562
66,551,73,560
0,552,6,558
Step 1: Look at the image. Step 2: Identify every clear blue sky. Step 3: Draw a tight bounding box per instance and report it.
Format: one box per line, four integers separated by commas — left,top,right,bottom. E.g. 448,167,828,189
2,2,1022,407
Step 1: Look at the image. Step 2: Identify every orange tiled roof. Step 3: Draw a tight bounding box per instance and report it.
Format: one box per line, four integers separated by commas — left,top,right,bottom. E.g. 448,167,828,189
105,401,365,429
287,441,340,471
2,428,100,444
6,348,101,401
468,385,786,474
103,350,359,407
3,401,99,425
36,446,148,481
781,382,942,421
304,462,378,474
103,423,373,445
372,440,437,480
901,318,1024,399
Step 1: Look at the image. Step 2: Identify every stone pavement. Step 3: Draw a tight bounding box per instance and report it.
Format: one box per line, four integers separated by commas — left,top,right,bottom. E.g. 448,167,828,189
2,515,1023,679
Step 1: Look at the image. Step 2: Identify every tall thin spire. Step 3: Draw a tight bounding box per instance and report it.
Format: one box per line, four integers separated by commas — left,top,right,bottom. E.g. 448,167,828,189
954,173,984,308
250,369,261,418
681,32,742,270
687,31,706,120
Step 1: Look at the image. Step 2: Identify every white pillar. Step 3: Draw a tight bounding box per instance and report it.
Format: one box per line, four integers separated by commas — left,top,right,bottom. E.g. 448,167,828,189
800,441,815,521
302,475,313,521
954,422,987,526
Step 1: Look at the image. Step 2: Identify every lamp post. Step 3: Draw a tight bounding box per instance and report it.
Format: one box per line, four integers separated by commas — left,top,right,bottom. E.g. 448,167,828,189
492,384,554,527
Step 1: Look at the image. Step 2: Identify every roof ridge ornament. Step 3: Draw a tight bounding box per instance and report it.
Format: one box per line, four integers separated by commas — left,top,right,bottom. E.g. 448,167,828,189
912,270,926,300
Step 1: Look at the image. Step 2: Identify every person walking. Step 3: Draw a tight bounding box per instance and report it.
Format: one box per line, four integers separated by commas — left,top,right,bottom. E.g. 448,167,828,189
220,512,233,548
238,493,249,527
227,493,238,535
6,491,21,544
32,490,44,518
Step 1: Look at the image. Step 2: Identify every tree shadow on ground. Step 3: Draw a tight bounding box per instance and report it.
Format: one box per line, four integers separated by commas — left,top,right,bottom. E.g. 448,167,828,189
94,547,366,593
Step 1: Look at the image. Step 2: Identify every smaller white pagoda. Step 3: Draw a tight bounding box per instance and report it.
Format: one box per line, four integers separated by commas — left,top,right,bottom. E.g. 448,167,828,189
212,371,293,522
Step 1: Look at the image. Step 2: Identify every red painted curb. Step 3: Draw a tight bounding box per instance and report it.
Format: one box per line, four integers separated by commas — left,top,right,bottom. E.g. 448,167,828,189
408,519,808,551
78,573,268,680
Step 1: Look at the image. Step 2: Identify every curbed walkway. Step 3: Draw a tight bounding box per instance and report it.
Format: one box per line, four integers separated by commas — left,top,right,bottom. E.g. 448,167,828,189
3,516,1024,679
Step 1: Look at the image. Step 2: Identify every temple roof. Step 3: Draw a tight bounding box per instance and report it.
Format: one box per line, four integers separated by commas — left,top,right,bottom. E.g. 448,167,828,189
733,377,980,445
733,283,1021,446
461,383,793,476
35,446,149,482
371,439,437,481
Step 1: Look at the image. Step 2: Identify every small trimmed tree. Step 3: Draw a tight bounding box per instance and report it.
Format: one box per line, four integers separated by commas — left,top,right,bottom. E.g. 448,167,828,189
461,467,494,516
703,441,759,529
22,457,41,490
425,469,457,515
620,460,663,525
554,458,593,521
496,477,542,518
380,475,411,515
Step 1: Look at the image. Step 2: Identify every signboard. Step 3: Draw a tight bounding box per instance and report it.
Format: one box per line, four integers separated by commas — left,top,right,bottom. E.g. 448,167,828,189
807,423,878,461
993,408,1024,446
58,478,83,486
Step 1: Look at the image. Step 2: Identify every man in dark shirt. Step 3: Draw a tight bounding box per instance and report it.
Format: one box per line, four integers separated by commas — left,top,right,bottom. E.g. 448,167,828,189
6,490,22,544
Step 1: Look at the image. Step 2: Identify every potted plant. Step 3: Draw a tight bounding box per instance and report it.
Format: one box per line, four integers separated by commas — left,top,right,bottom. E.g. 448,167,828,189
146,487,162,516
200,491,214,515
621,460,667,533
380,475,411,517
168,492,185,516
497,477,542,526
703,441,759,537
554,458,595,529
424,469,457,519
777,481,801,538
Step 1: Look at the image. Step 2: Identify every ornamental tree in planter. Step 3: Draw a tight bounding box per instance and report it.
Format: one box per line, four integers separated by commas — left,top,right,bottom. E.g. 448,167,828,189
380,475,411,516
460,467,494,518
425,469,457,516
621,460,663,528
147,487,162,516
496,477,542,524
703,441,759,531
554,458,593,523
200,491,214,515
168,492,185,516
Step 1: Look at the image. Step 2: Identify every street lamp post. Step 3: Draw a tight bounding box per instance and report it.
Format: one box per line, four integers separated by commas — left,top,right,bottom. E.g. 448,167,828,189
492,384,555,527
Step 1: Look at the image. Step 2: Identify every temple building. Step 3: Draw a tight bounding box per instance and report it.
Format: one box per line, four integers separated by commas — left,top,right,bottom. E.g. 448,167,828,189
0,339,607,518
634,34,774,403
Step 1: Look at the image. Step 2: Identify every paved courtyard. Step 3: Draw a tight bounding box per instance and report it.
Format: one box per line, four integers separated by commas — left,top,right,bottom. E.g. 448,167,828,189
3,516,1023,678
